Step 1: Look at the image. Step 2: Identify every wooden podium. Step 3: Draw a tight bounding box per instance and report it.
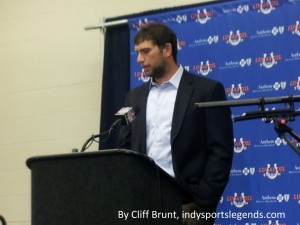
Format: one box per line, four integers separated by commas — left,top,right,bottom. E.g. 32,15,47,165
26,149,191,225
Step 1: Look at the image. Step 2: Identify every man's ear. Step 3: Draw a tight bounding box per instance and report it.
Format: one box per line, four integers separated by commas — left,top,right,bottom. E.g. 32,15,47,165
163,43,173,58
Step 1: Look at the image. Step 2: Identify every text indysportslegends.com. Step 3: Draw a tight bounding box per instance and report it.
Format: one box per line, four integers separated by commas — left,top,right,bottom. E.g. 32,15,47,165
118,210,286,221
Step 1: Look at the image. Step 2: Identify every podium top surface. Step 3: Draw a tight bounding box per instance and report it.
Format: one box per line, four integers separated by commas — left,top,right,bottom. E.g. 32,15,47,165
26,149,154,169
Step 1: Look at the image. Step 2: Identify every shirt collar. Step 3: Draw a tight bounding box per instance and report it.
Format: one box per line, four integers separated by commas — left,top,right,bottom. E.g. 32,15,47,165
149,65,183,89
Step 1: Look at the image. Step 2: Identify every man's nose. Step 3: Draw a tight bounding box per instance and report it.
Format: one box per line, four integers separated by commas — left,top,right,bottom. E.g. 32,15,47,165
137,53,144,64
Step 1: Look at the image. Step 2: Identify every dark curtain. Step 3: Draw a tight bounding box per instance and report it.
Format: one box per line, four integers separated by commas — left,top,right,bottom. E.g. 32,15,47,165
99,24,130,149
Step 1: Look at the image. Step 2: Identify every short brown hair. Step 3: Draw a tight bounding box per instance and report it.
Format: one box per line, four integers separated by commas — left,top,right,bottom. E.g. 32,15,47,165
134,23,178,62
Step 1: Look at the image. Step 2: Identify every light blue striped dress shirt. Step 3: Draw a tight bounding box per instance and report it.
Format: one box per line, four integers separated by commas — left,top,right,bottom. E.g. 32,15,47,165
146,65,183,177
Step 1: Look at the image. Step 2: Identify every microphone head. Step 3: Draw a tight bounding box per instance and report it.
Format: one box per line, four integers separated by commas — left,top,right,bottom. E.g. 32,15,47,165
115,106,139,125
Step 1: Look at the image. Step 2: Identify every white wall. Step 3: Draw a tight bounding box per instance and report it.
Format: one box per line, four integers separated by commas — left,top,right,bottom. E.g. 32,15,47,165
0,0,217,224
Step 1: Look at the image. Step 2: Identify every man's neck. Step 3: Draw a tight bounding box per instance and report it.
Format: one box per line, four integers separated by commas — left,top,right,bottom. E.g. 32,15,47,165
154,63,179,85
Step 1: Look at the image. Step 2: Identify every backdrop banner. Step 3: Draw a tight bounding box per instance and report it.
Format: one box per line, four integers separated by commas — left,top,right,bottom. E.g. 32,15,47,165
128,0,300,224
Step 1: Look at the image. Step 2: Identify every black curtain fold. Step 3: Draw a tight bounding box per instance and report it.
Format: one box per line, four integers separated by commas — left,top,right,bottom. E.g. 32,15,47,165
99,24,130,149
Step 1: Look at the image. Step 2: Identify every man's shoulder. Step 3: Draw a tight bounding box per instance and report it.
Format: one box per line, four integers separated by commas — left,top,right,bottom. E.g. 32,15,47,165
127,81,149,97
183,70,221,86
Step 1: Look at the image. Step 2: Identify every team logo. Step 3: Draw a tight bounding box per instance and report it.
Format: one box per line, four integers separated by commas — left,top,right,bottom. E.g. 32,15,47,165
261,220,286,225
252,0,279,15
192,9,214,24
133,69,150,82
131,18,154,30
255,52,282,69
288,20,300,36
259,163,285,180
294,193,300,204
223,30,247,46
225,84,249,99
234,137,251,153
193,61,216,76
177,39,186,50
289,77,300,91
227,193,252,208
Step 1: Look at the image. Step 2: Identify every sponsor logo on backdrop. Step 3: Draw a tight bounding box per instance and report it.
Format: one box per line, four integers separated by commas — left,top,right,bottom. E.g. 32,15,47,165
255,52,282,69
162,14,188,24
234,137,251,153
252,0,279,15
289,76,300,91
219,58,252,70
176,14,188,24
288,0,300,3
288,20,300,36
225,84,249,99
288,165,300,174
222,30,247,46
251,26,284,39
190,9,214,25
256,194,290,204
227,193,252,208
259,163,285,179
285,51,300,62
254,137,287,148
230,167,255,176
192,61,216,76
223,4,250,14
189,35,219,47
252,81,286,93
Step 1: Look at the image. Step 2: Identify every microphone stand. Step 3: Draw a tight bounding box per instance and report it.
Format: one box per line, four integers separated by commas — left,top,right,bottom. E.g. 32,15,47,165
80,118,123,152
80,131,109,152
195,95,300,156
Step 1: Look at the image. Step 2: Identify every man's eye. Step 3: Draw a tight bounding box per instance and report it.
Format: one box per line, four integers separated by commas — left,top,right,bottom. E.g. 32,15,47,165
141,49,150,54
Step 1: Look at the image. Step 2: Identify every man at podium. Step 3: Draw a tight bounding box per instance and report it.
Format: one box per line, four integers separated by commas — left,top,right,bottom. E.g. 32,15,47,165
118,23,234,225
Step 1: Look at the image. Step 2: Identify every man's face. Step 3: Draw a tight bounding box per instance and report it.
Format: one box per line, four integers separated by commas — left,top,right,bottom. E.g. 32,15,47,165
134,40,166,79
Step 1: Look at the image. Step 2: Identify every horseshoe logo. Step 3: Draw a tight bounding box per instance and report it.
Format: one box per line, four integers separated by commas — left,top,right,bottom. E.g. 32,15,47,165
264,163,280,179
228,30,243,46
259,0,275,15
261,52,277,69
195,9,211,24
234,138,245,153
232,193,248,208
139,69,150,82
230,84,245,99
198,61,212,76
293,21,300,36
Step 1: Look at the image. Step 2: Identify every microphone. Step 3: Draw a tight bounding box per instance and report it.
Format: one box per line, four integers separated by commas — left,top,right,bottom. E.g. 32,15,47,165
80,106,139,152
110,106,139,131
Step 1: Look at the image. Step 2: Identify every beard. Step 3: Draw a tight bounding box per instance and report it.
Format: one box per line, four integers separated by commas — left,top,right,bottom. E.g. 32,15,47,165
145,59,167,80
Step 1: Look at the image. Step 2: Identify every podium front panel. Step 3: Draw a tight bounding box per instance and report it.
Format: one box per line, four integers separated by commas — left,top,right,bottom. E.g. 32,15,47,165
27,150,187,225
